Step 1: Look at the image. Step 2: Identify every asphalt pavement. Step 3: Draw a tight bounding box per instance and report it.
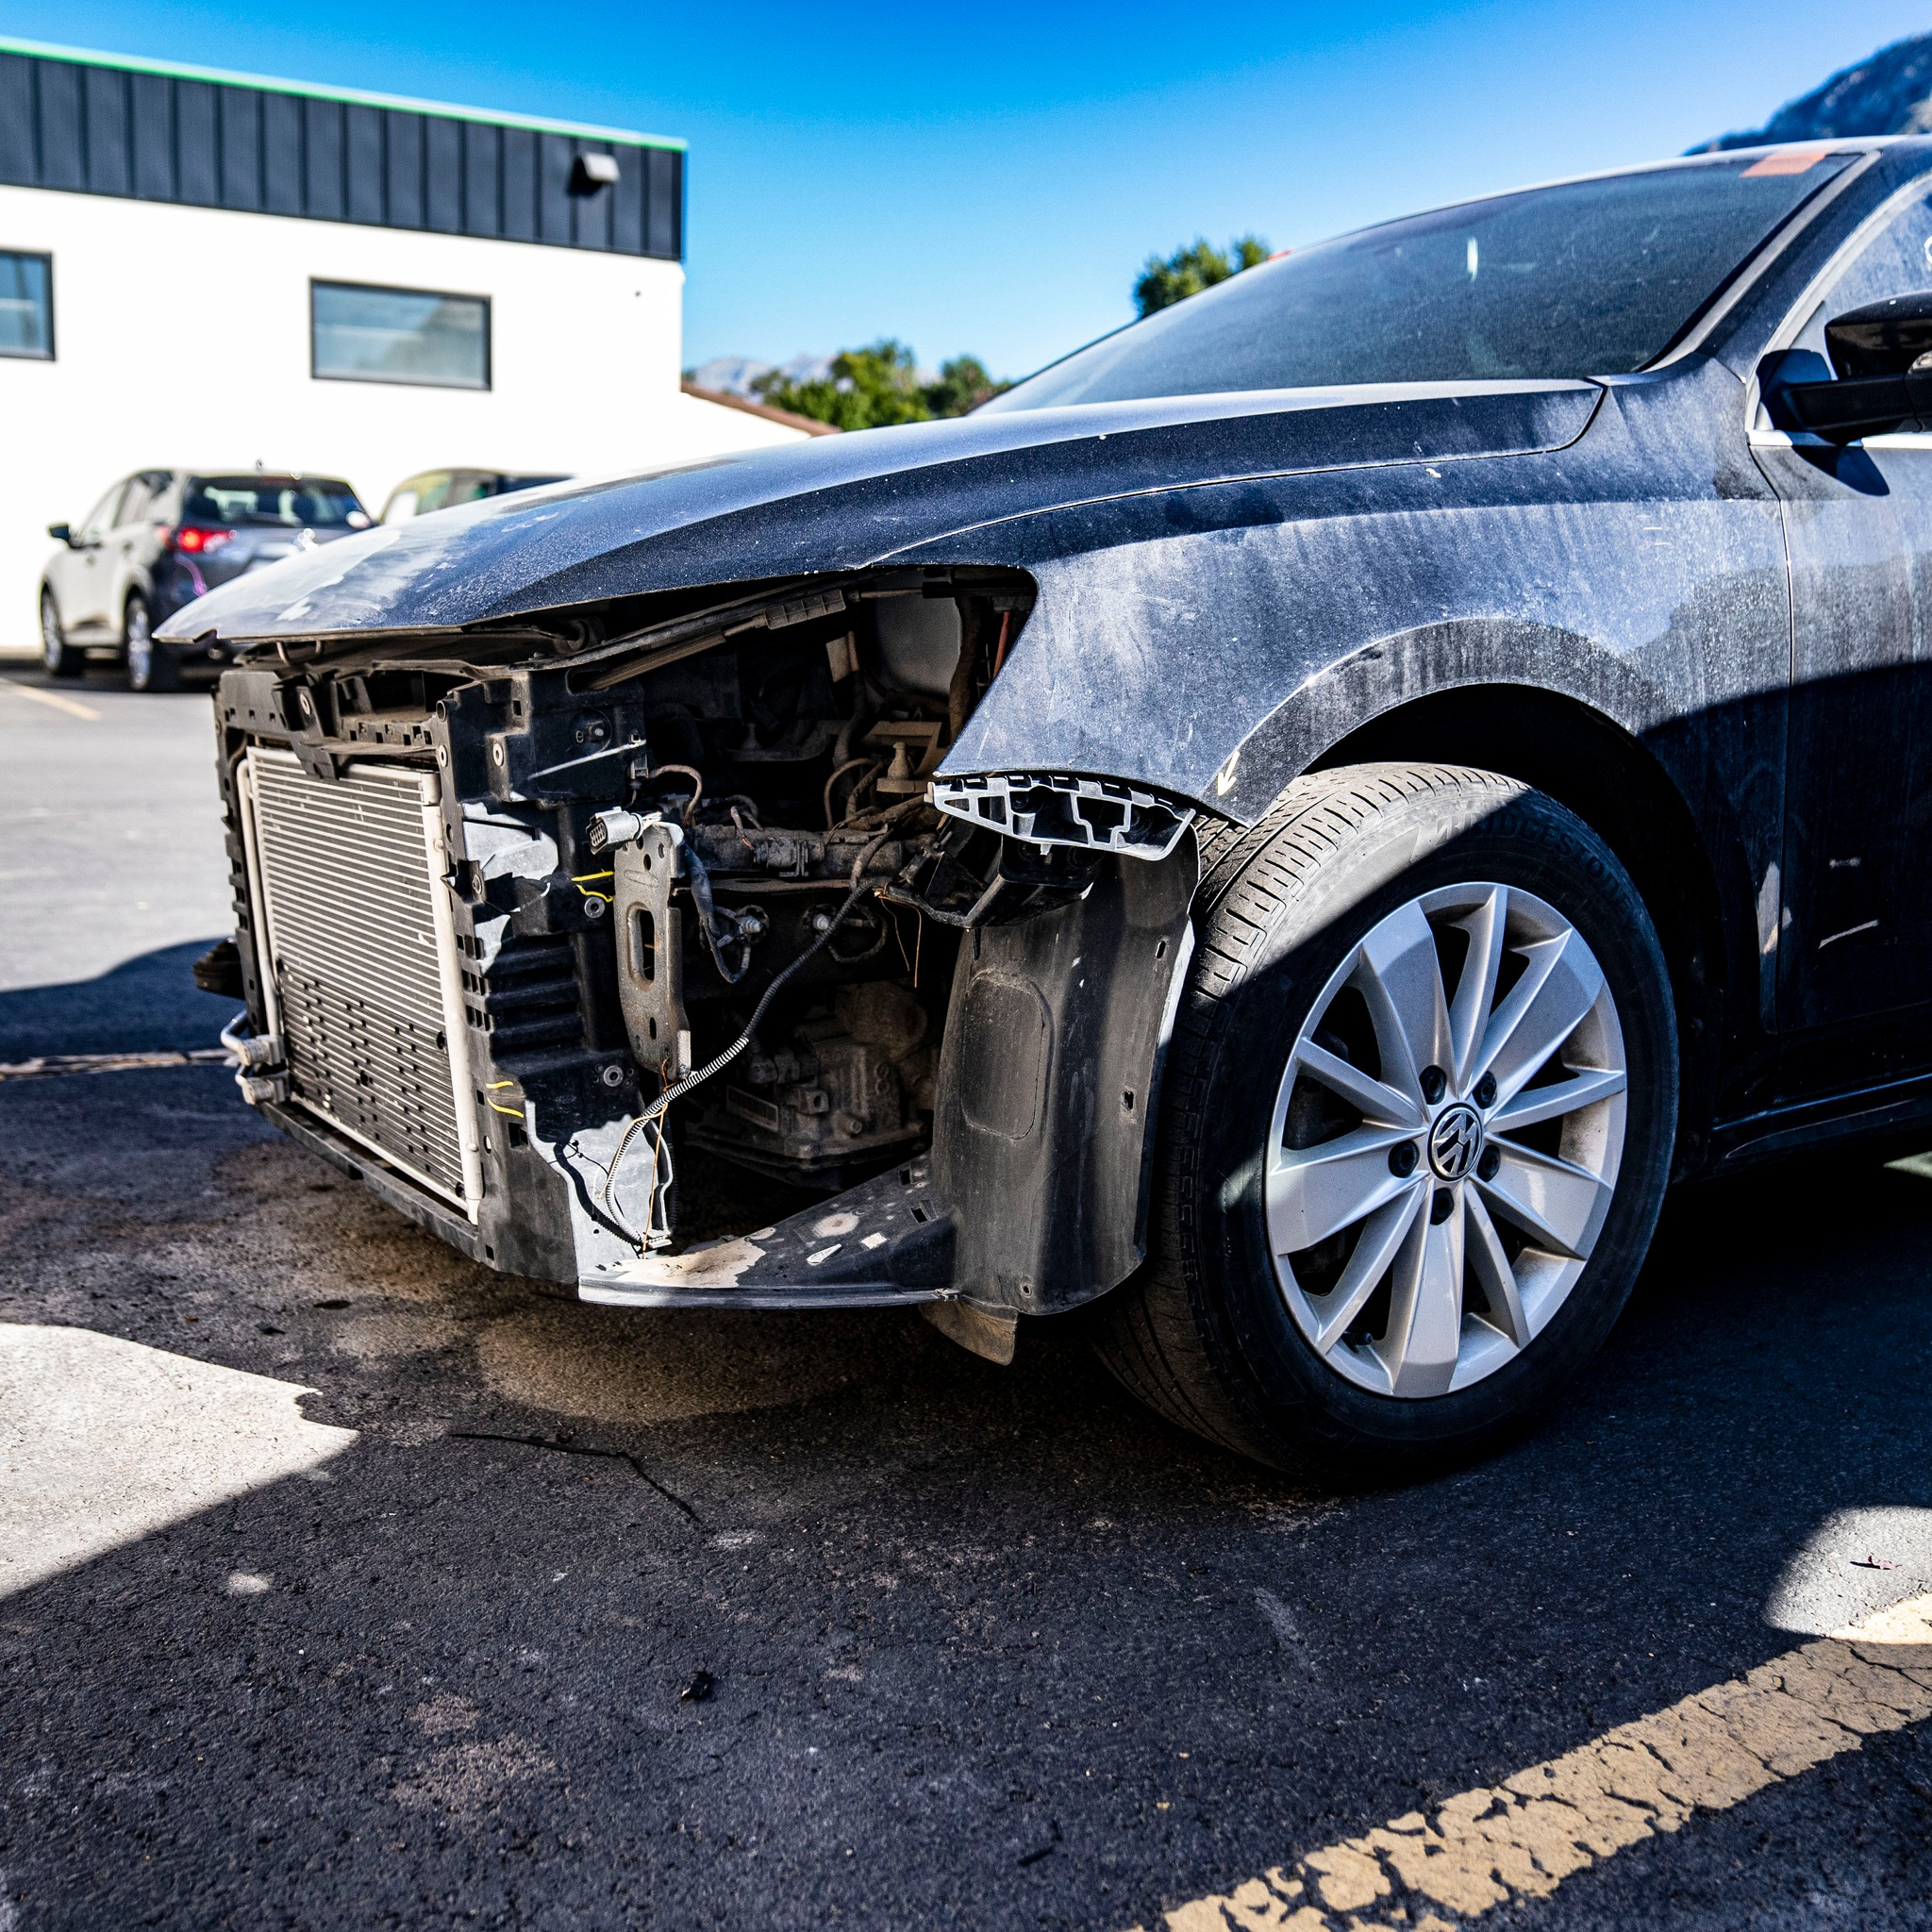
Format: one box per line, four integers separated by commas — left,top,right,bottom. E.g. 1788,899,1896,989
2,660,1930,1932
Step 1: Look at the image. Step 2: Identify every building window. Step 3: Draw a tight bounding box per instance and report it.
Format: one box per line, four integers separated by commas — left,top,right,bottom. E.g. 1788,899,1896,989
310,280,490,390
0,252,54,360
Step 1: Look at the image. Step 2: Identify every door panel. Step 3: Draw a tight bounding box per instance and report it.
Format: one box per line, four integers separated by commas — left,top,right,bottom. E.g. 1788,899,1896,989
1759,186,1932,1060
108,474,163,634
66,480,128,634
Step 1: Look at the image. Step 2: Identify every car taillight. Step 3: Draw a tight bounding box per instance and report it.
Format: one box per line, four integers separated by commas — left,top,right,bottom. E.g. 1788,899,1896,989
163,525,234,554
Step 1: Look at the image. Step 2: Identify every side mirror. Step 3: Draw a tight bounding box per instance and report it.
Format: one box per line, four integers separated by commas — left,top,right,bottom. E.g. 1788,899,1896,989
1761,292,1932,444
1824,292,1932,376
46,522,73,545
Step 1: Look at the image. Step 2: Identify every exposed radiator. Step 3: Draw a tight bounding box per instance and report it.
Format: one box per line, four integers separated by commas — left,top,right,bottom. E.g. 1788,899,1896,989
240,748,482,1214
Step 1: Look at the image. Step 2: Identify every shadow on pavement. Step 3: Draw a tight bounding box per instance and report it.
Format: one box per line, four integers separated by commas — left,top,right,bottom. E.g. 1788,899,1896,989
1,1067,1930,1928
0,938,242,1059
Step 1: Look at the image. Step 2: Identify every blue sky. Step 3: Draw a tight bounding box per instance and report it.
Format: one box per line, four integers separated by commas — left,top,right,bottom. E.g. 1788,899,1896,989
5,2,1928,377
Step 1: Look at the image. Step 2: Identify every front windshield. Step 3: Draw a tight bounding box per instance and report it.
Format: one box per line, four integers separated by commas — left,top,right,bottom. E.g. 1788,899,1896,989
184,476,366,526
985,154,1852,411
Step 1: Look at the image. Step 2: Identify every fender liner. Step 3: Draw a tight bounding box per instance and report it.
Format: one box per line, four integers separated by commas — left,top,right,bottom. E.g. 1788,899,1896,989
929,832,1199,1314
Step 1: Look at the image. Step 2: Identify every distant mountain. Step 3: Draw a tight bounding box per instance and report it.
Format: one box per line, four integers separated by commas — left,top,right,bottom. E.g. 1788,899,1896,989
686,353,835,399
1696,32,1932,150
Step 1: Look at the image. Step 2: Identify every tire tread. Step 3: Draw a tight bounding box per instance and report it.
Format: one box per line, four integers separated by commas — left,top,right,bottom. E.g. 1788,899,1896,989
1093,763,1656,1471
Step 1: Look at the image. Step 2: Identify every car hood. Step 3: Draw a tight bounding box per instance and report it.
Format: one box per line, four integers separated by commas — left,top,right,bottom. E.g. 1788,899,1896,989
157,380,1601,645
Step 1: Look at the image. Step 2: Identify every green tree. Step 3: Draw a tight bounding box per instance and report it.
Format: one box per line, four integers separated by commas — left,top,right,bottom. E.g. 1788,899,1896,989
755,341,1010,429
1133,234,1271,318
756,340,929,431
920,355,1010,417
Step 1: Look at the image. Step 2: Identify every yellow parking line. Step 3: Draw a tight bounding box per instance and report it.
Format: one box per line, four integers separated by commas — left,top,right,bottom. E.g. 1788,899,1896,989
1141,1591,1932,1931
0,676,99,721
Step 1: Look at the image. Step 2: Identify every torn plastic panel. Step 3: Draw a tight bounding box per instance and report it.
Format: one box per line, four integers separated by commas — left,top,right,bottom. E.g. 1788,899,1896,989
930,771,1193,860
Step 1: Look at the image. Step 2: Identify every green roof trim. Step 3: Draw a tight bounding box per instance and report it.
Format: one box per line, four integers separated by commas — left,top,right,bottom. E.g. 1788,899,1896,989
0,34,686,151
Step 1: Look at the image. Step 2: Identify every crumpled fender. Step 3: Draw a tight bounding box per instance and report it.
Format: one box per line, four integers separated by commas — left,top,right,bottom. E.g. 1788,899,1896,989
930,361,1778,831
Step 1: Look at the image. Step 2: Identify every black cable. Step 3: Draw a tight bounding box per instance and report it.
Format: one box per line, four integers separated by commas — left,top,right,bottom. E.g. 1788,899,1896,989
600,801,924,1247
680,841,752,986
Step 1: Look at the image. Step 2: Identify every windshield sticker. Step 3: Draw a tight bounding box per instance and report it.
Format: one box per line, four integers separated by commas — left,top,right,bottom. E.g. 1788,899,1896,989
1743,148,1832,177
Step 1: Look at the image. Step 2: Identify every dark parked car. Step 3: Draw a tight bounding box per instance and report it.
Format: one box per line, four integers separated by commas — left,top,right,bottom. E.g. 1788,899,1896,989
40,472,370,690
379,469,569,525
164,140,1932,1472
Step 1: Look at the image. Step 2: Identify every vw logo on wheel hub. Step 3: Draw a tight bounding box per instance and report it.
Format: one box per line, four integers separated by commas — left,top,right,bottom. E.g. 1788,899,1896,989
1428,1102,1484,1181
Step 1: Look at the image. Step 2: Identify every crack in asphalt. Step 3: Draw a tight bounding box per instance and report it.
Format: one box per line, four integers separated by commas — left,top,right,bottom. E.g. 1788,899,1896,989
447,1428,705,1527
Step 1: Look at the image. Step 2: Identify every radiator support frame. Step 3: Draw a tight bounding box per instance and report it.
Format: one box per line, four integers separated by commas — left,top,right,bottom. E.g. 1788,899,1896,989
238,747,486,1221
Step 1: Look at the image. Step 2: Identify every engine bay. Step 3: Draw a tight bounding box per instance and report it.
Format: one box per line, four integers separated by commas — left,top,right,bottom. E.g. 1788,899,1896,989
210,566,1184,1280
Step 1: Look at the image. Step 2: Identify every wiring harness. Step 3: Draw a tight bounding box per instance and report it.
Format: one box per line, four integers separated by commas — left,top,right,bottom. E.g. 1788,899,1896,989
596,802,924,1251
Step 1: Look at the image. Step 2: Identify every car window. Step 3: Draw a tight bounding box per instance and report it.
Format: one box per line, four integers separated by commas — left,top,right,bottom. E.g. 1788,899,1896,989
183,475,369,527
80,481,126,541
1790,184,1932,365
382,487,422,525
986,153,1856,409
411,473,454,515
117,475,160,526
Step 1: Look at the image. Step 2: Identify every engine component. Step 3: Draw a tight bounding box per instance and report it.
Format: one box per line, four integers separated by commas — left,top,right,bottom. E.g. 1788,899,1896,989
220,1012,282,1071
867,720,946,798
930,771,1193,860
598,805,759,986
597,809,923,1248
689,981,933,1180
607,813,691,1082
222,1015,291,1107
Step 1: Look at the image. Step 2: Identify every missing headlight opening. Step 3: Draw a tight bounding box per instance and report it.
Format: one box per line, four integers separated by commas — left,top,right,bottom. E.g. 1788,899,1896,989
210,567,1201,1298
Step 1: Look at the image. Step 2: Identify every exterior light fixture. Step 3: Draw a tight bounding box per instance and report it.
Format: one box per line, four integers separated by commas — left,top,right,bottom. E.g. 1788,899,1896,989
569,153,621,195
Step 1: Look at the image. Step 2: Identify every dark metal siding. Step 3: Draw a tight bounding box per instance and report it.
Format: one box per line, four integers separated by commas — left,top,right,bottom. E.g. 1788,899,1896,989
175,82,218,205
0,46,683,260
84,65,129,195
130,73,173,200
220,87,261,209
263,91,303,216
501,128,533,242
304,97,342,221
345,104,383,225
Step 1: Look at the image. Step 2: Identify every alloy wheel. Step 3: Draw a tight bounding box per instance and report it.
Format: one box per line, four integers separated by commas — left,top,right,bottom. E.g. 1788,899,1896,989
40,594,65,673
1267,881,1627,1399
125,601,153,687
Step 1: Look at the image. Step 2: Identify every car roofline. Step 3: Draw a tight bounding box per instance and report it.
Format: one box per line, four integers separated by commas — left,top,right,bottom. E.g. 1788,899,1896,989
991,139,1914,406
1298,140,1905,248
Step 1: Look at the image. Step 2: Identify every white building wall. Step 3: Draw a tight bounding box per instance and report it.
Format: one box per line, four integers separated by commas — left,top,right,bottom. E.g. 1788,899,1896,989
0,183,804,649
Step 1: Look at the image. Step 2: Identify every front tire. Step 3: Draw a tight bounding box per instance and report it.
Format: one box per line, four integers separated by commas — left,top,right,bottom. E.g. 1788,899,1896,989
40,591,84,678
124,596,177,691
1095,764,1676,1476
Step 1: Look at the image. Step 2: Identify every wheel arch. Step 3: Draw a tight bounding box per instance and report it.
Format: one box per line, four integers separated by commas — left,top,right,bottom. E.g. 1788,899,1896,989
1306,684,1734,1174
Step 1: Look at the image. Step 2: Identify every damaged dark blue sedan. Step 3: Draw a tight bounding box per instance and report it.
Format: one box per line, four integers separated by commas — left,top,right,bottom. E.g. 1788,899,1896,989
167,139,1932,1472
